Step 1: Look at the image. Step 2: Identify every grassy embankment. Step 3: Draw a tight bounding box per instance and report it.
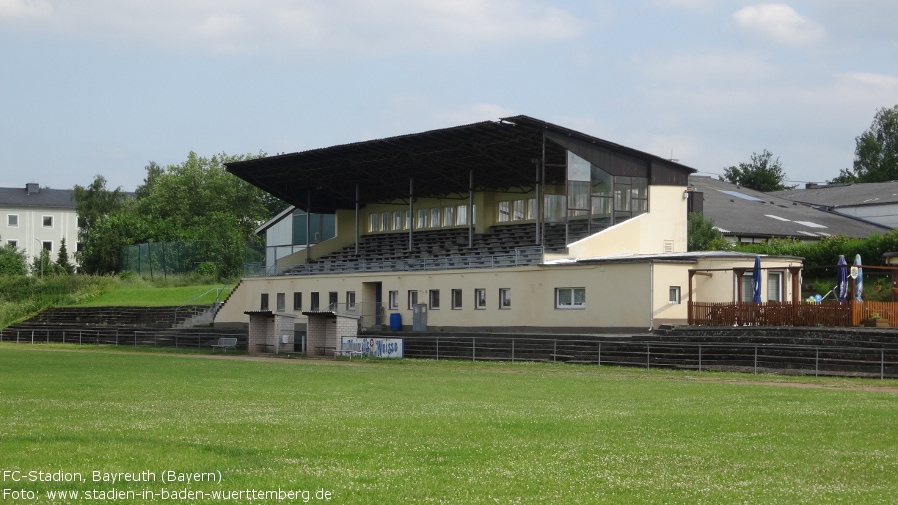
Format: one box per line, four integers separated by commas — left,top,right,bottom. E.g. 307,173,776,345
0,274,232,329
1,347,897,504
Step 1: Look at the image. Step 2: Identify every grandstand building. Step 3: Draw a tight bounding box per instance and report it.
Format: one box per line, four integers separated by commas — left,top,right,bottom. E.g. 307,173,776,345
215,116,802,338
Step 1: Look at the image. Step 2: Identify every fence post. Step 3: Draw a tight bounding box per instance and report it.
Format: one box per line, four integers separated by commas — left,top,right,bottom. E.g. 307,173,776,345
436,337,439,361
511,339,515,363
46,329,49,344
882,349,885,380
647,344,650,369
597,342,601,367
31,330,34,344
815,347,819,377
115,330,119,346
754,346,758,374
472,337,476,362
134,331,138,347
553,339,557,363
698,345,702,372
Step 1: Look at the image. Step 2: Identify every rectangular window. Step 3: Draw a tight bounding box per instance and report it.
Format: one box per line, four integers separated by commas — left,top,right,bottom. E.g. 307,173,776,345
526,198,537,220
429,289,440,310
669,286,681,304
443,206,455,227
310,292,320,311
382,212,391,232
741,275,755,302
512,200,525,221
42,215,53,227
41,241,52,252
260,293,269,311
408,290,418,309
293,292,302,311
416,209,428,229
7,214,18,227
346,291,356,310
497,201,510,222
276,293,286,312
555,287,585,309
369,214,379,233
431,208,440,228
451,289,463,309
499,288,511,309
456,205,468,226
767,272,782,302
7,240,17,248
388,290,399,310
328,291,338,309
393,211,403,231
474,288,486,310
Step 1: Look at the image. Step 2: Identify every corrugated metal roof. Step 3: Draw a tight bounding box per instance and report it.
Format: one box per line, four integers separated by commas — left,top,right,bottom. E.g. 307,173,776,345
771,181,898,208
692,176,888,240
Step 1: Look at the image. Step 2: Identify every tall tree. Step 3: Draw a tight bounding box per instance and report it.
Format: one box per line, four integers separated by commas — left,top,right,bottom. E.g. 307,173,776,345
687,213,732,251
847,105,898,182
720,150,795,192
73,175,129,274
55,238,74,274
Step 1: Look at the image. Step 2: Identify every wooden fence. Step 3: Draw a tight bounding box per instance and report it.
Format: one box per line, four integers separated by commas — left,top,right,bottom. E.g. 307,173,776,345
690,300,898,328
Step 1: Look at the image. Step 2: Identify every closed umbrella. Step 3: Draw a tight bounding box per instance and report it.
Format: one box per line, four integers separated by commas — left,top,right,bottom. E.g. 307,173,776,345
752,256,762,303
854,254,863,301
836,255,848,302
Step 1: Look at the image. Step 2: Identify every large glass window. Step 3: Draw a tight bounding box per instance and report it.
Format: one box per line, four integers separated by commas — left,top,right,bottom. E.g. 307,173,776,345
416,209,428,229
369,214,379,233
393,211,403,231
431,208,441,228
513,200,525,221
497,201,510,222
408,290,418,309
443,206,455,227
456,205,468,226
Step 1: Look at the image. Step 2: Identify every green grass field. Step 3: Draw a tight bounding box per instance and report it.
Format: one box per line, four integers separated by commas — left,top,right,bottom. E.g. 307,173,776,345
74,284,232,307
2,345,897,504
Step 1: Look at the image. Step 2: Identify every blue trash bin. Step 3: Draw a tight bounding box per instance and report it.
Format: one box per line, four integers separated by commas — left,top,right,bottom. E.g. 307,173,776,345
389,313,402,331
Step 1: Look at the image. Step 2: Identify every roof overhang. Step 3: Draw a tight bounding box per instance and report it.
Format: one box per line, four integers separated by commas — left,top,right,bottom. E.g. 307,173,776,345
227,115,696,213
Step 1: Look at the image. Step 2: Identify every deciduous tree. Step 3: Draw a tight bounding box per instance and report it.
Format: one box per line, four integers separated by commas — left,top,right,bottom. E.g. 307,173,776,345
721,150,795,192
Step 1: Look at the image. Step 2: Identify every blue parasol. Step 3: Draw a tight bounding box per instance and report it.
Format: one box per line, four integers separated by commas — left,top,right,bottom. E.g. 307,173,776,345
836,255,848,302
854,254,863,301
752,255,762,303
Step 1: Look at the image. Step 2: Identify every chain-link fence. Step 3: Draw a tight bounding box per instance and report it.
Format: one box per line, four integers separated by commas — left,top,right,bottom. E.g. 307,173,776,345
121,241,216,277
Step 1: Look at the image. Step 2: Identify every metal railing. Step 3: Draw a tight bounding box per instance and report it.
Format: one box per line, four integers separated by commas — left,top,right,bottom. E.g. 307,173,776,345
0,328,248,350
401,336,898,379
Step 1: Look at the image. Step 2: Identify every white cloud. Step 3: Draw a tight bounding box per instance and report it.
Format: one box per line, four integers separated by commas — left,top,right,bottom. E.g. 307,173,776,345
0,0,51,18
733,4,825,46
4,0,586,56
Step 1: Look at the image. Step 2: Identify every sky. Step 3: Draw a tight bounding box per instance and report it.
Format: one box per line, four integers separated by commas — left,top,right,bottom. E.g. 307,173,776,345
2,0,897,192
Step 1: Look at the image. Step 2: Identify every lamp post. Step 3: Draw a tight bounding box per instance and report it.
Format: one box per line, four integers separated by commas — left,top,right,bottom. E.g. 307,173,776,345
35,238,44,280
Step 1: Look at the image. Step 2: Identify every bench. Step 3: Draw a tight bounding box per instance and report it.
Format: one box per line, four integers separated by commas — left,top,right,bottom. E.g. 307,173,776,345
334,342,364,359
211,337,238,352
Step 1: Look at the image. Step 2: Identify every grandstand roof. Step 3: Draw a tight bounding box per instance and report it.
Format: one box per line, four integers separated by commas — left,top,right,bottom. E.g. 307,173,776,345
227,115,697,213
